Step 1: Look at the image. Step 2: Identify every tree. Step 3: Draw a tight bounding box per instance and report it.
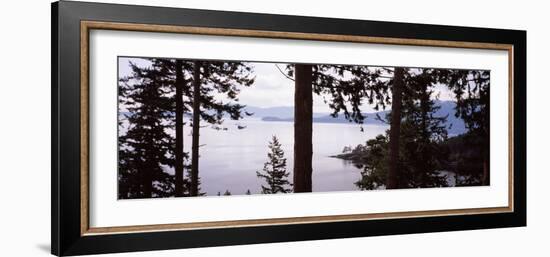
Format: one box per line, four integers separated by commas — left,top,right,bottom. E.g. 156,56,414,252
141,58,255,196
174,59,186,197
438,70,490,185
118,61,175,199
293,64,313,192
223,190,232,196
189,60,255,196
386,67,405,189
398,69,449,188
354,135,390,190
257,136,292,194
283,64,391,192
354,68,451,189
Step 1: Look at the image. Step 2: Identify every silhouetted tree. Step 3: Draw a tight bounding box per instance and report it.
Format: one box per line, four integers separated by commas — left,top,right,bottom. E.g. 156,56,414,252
354,135,389,190
439,70,490,185
386,67,405,189
118,61,175,199
284,64,391,192
189,60,255,196
398,69,449,188
257,136,292,194
355,68,451,189
142,58,255,196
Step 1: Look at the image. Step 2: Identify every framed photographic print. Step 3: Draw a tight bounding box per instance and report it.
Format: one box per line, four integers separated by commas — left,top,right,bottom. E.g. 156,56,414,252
51,1,526,256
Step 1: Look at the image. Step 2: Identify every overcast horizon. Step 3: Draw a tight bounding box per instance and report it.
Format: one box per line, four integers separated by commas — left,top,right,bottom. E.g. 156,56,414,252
119,57,457,114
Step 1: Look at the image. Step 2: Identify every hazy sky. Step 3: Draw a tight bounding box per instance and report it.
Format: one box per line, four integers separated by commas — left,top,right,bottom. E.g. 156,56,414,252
119,57,457,114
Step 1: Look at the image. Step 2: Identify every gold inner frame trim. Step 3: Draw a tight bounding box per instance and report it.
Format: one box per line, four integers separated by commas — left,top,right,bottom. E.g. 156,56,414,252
80,20,515,236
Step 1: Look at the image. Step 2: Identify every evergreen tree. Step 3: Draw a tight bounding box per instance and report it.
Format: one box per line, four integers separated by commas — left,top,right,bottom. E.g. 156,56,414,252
438,70,490,185
245,189,251,195
398,69,449,188
284,64,391,192
355,68,450,189
118,61,175,199
354,135,390,190
257,136,292,194
223,190,232,196
126,58,255,197
386,67,405,189
185,60,255,196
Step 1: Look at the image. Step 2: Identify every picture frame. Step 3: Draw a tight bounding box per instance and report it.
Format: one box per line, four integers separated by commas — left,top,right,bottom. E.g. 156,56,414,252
51,1,526,256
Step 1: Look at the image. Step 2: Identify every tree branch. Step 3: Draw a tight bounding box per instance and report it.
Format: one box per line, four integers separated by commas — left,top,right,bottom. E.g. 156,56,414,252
275,64,295,81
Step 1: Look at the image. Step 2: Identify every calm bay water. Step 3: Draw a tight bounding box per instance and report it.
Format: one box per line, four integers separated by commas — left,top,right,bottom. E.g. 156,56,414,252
182,118,388,196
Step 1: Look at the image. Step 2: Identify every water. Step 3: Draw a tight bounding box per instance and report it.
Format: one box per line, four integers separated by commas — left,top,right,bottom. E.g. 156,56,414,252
182,118,388,196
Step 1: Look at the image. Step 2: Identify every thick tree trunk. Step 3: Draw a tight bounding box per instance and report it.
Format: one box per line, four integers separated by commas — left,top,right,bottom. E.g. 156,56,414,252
174,60,185,197
190,61,201,196
293,64,313,193
386,67,405,189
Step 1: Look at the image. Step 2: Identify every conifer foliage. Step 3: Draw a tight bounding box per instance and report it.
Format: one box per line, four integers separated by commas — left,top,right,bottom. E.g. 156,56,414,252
257,136,292,194
118,61,175,199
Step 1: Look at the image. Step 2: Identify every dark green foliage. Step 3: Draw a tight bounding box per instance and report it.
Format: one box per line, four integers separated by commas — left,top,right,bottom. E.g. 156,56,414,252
440,133,484,186
257,136,292,194
151,59,255,128
118,61,176,199
354,68,452,189
397,69,449,188
354,135,389,190
286,65,392,125
118,58,254,198
438,70,490,184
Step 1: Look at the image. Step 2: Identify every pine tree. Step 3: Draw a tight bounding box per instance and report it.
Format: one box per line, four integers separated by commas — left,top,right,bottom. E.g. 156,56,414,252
438,70,490,185
355,68,450,189
245,189,251,195
257,136,292,194
284,64,391,192
126,58,255,197
118,61,175,199
398,69,449,188
354,135,390,190
386,67,405,189
184,60,255,196
223,190,232,196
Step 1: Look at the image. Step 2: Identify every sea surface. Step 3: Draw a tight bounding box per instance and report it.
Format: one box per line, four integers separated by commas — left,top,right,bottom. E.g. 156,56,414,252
181,118,389,195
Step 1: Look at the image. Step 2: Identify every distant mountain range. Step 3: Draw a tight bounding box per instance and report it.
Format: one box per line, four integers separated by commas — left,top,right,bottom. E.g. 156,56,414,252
245,100,467,135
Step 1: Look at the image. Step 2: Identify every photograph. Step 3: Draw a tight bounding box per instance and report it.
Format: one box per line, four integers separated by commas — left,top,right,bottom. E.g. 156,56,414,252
117,57,490,199
46,1,527,255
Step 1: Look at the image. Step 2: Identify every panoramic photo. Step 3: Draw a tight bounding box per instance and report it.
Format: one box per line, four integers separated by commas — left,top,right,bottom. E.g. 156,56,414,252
117,57,490,199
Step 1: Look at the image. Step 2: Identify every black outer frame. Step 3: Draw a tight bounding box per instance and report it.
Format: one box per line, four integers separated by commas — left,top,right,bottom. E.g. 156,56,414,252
51,1,526,256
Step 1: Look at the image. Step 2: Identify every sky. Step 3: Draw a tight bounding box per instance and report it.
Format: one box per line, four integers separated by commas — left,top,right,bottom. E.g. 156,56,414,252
119,57,457,114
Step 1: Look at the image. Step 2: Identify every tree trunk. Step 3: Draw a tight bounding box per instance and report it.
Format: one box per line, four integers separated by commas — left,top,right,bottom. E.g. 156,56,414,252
419,78,429,188
174,60,185,197
482,156,490,186
293,64,313,192
386,67,405,189
142,161,153,198
190,61,201,196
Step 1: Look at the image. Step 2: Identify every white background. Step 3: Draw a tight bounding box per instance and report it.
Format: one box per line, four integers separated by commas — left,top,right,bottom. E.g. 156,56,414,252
90,30,509,227
0,0,546,256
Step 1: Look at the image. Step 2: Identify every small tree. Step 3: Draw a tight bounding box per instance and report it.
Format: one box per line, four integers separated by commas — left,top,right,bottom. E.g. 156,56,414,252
257,136,292,194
